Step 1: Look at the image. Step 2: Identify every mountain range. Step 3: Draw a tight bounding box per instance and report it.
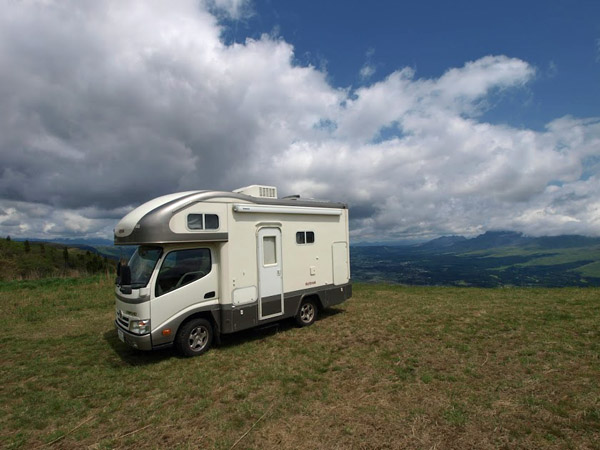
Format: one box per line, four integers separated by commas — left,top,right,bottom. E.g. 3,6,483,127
9,231,600,287
416,231,600,252
351,231,600,287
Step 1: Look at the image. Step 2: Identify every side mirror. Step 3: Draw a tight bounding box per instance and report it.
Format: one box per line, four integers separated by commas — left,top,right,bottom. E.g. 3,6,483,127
120,265,131,285
119,265,132,294
115,262,122,285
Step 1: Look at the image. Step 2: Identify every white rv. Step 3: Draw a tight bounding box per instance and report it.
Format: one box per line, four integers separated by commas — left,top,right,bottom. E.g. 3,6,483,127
114,185,352,356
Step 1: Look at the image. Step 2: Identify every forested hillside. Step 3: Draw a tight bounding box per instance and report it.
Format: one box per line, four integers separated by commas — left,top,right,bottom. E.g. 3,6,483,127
0,237,114,281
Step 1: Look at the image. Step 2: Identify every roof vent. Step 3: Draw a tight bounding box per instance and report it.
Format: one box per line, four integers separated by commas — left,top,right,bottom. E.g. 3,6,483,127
234,185,278,199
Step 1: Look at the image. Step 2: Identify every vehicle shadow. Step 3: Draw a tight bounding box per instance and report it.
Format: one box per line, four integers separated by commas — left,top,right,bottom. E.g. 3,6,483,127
217,307,345,349
104,329,174,366
104,307,345,364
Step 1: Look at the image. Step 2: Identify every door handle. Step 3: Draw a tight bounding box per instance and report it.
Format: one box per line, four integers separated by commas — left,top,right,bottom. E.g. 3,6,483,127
204,291,216,299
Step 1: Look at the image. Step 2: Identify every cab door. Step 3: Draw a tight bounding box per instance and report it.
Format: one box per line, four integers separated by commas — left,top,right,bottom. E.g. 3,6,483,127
257,227,284,320
151,247,217,329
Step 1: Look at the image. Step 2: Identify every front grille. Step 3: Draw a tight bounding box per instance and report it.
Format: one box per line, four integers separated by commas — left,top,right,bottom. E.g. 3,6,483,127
116,312,129,329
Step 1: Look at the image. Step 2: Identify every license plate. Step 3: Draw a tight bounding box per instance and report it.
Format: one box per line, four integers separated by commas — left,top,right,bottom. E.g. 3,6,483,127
118,329,125,343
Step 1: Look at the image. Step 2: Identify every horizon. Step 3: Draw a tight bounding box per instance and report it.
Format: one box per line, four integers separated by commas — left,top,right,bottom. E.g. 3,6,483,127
7,229,600,248
1,0,599,242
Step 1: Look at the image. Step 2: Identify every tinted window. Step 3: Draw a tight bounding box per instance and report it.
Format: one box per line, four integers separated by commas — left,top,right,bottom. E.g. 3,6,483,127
205,214,219,229
156,248,211,297
187,214,204,230
296,231,314,245
187,214,219,230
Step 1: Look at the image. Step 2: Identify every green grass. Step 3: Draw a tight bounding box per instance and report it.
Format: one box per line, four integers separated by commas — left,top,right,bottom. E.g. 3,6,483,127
1,280,599,449
463,244,600,278
579,261,600,278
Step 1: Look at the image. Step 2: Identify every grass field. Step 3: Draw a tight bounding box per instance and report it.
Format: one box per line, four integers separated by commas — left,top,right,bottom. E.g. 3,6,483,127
464,244,600,277
1,279,599,449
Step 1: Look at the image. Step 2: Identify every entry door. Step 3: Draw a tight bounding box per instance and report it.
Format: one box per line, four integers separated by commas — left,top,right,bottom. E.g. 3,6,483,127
257,227,284,320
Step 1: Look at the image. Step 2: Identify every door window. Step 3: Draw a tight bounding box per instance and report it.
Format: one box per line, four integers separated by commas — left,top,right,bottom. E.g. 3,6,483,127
155,248,211,297
263,236,277,266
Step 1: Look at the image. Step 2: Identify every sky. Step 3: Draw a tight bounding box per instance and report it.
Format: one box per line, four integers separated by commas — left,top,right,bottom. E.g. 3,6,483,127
0,0,599,243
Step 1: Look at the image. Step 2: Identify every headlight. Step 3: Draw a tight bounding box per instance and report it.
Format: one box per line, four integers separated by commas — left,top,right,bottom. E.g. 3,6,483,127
129,319,151,335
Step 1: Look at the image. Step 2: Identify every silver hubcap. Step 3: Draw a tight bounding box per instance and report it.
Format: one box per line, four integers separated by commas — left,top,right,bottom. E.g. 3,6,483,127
188,326,209,351
300,303,314,323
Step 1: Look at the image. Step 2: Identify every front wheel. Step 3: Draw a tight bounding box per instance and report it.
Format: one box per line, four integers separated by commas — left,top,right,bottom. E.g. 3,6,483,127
295,298,318,327
176,318,213,357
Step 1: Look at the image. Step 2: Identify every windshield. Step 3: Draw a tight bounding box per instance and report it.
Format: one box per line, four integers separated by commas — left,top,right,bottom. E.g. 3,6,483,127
127,246,163,288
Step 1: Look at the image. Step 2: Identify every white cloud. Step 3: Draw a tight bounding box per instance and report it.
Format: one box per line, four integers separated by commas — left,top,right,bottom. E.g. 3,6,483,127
0,0,598,241
435,56,534,102
359,64,376,80
0,200,124,240
359,48,376,81
207,0,253,20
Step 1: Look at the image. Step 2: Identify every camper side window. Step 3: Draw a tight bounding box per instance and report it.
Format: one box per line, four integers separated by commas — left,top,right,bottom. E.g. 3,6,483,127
155,248,211,297
296,231,315,245
187,214,219,230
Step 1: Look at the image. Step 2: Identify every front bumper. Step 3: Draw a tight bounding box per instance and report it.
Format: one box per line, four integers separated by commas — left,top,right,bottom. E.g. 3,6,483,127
115,321,153,350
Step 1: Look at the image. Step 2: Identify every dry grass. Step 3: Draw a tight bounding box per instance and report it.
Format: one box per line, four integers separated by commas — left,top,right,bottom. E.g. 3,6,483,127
1,280,599,449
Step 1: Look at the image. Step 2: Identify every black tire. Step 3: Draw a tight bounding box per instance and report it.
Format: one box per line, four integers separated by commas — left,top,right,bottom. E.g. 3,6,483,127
175,318,213,357
295,298,318,327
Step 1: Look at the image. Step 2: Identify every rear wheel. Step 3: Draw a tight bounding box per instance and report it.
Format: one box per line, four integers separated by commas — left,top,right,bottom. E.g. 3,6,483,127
295,298,318,327
176,318,213,357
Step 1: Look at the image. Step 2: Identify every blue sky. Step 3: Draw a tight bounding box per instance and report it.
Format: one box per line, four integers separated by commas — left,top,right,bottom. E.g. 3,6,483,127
226,0,599,129
0,0,598,242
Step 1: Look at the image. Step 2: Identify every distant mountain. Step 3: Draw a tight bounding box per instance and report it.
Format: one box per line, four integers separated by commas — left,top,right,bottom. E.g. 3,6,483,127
412,231,600,253
414,231,528,252
351,231,600,287
456,231,527,251
20,237,114,247
415,235,467,250
352,239,426,247
9,230,600,287
531,235,600,249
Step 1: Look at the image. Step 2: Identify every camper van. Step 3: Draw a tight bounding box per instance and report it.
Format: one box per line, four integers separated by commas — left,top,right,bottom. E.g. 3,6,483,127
114,185,351,356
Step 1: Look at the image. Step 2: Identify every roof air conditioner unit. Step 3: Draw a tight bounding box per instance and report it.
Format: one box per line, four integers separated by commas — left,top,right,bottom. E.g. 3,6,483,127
233,185,278,199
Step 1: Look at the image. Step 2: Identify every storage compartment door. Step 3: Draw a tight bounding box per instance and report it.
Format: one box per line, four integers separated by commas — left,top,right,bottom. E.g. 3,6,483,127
332,242,349,285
